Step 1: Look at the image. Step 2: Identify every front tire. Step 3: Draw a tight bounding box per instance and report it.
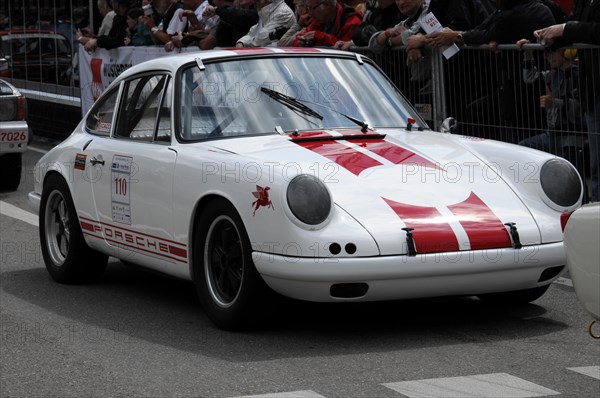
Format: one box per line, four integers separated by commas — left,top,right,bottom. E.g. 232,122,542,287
477,284,550,305
39,174,108,283
194,199,267,330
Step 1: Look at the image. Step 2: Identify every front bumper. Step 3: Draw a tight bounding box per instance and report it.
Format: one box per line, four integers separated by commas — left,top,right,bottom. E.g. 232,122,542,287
28,191,41,214
252,242,566,302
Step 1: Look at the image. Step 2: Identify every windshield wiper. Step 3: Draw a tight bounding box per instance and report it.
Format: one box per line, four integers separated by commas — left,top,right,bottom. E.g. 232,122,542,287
260,86,370,133
261,86,323,120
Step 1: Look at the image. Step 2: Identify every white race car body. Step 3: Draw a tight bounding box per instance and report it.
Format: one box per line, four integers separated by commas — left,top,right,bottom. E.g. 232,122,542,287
29,49,582,328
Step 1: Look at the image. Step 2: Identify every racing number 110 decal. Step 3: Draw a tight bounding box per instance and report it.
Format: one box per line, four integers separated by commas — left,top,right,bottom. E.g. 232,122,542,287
111,155,132,225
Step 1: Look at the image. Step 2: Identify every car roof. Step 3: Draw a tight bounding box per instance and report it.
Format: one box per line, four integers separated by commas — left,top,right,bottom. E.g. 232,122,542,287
114,47,362,81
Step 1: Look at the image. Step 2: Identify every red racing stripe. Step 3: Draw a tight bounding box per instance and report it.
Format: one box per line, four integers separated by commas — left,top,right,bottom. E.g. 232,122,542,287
349,139,442,170
228,48,275,55
383,198,459,253
448,192,512,250
80,221,95,232
278,48,322,53
169,245,188,258
297,140,383,176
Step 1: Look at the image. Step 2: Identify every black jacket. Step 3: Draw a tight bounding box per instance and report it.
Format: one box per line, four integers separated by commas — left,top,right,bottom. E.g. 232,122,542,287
96,14,128,50
464,0,555,45
215,5,259,47
561,0,600,110
352,0,403,46
429,0,490,31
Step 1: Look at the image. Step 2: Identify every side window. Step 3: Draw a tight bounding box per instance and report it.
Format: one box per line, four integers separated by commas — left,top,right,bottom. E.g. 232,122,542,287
85,86,119,136
115,74,169,142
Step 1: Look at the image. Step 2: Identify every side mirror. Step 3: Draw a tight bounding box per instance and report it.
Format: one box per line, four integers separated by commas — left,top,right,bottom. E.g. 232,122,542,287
441,117,457,134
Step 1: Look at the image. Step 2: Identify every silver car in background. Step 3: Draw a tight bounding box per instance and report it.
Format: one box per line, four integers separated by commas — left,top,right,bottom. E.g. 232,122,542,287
0,78,29,190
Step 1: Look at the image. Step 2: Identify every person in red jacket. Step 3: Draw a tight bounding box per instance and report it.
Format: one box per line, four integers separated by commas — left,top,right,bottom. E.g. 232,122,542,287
293,0,362,47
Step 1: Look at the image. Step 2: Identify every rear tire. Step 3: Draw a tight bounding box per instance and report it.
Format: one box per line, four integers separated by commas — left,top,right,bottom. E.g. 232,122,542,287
0,153,22,191
193,199,267,330
477,284,550,305
39,174,108,283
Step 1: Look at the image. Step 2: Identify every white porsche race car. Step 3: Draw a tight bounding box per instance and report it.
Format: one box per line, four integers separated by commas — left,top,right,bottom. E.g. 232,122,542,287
29,49,582,330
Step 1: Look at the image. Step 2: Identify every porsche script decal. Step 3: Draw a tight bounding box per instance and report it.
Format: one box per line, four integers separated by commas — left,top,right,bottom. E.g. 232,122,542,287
79,216,188,263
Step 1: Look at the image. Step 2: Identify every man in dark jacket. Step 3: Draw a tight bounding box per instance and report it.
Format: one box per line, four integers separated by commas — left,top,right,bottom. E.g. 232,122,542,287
85,0,130,50
428,0,555,46
534,0,600,201
350,0,404,47
202,0,259,47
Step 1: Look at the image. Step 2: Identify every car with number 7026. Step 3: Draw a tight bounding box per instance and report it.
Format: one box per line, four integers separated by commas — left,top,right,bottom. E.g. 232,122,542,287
28,48,583,330
0,78,29,191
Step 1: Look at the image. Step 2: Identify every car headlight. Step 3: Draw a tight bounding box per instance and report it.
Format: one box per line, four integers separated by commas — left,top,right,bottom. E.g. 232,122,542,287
286,174,331,226
540,158,582,207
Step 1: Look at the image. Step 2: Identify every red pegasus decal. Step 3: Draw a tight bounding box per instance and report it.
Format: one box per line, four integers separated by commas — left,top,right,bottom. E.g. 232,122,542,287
252,185,274,216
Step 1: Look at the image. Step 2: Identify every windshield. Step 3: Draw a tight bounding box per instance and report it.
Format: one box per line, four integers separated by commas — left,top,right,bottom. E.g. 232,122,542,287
178,56,422,141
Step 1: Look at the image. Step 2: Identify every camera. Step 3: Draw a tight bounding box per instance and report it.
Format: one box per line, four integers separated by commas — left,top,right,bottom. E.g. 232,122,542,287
143,4,154,16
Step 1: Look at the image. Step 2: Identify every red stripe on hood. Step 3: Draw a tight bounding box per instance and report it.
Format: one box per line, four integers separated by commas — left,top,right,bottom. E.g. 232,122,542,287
297,140,383,176
383,198,460,253
348,138,442,170
448,192,512,250
293,131,441,175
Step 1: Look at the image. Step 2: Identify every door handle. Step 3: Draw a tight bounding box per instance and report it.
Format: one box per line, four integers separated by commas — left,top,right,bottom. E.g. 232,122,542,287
90,156,105,166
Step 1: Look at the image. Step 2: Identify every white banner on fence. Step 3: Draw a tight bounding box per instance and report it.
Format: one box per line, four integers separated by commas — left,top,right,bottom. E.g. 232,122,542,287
79,46,198,115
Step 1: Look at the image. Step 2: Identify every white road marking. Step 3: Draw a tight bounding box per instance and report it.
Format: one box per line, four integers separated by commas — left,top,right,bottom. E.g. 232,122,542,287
567,366,600,380
554,277,574,287
230,391,325,398
0,201,38,227
383,373,560,398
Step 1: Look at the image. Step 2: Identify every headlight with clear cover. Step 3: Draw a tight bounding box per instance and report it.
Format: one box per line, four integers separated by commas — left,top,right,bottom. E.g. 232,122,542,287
286,174,332,227
540,158,582,208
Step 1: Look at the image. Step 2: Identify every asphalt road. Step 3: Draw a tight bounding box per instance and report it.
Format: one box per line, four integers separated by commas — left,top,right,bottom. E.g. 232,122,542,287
1,143,599,398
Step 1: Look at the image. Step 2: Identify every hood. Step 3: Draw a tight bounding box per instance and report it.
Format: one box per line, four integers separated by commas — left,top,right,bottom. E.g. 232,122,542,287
209,129,542,255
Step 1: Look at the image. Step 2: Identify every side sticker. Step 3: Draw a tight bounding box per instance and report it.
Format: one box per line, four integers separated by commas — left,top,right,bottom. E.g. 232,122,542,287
252,185,274,216
74,153,87,171
111,155,132,224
